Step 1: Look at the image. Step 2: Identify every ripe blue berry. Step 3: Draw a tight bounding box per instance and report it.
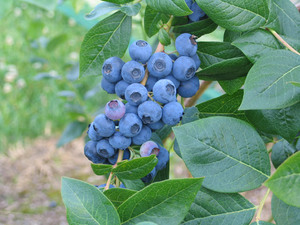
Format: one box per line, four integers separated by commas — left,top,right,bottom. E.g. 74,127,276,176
109,132,132,150
87,122,103,141
93,114,115,137
125,103,138,114
148,120,165,130
147,52,173,78
168,53,178,61
101,77,116,94
96,139,116,158
121,60,145,83
191,53,201,70
145,75,158,92
175,33,197,57
185,0,193,8
102,57,124,83
153,79,176,104
119,113,143,137
125,83,148,106
84,141,107,164
140,141,160,157
155,145,169,171
189,2,206,22
137,101,162,124
129,40,152,64
105,99,126,120
162,101,184,126
141,167,156,183
132,126,152,145
165,74,180,89
120,183,126,188
173,56,196,81
178,76,199,98
115,80,130,99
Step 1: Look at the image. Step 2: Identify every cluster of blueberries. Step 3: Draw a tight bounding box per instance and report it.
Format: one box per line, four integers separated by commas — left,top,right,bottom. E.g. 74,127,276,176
84,32,200,185
185,0,207,22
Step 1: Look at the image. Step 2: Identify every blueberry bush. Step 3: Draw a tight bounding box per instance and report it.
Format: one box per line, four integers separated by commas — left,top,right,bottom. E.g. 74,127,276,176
61,0,300,224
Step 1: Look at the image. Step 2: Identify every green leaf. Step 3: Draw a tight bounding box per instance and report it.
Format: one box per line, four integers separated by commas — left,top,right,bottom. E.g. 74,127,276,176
136,223,158,225
91,164,113,175
219,77,246,95
46,34,69,51
181,107,200,125
80,11,131,77
85,2,121,20
223,30,243,42
104,188,136,208
272,195,300,225
57,121,87,147
183,187,256,225
0,0,13,19
271,139,297,169
250,221,274,225
245,102,300,142
173,117,270,193
21,0,57,11
121,3,141,16
119,179,145,191
61,177,121,225
118,178,204,225
102,0,134,4
173,18,218,37
195,0,270,32
196,90,249,121
240,50,300,110
113,155,158,180
265,151,300,207
145,0,192,16
232,29,281,63
158,28,171,46
144,6,165,38
267,0,300,39
289,81,300,87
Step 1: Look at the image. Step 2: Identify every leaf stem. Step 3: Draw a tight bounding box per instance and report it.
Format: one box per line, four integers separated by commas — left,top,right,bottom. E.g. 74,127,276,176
184,81,213,107
256,188,271,222
104,172,113,190
267,28,300,55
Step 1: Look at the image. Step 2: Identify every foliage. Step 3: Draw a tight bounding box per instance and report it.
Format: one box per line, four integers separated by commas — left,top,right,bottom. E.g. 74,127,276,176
60,0,300,224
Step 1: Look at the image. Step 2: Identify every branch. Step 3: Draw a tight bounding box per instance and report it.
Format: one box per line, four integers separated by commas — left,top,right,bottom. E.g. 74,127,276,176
256,188,271,222
105,149,124,190
184,81,213,107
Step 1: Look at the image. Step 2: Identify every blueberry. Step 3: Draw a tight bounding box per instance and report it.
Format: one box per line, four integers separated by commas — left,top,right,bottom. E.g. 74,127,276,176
125,83,148,106
168,53,178,61
125,103,138,114
140,141,160,157
145,75,158,92
84,141,107,164
109,132,132,150
120,183,126,188
129,40,152,64
173,56,196,81
102,57,124,83
115,80,130,99
175,33,197,57
105,99,126,120
147,52,173,78
98,184,115,189
153,79,177,104
108,149,131,164
96,139,116,158
119,113,143,137
93,114,115,137
191,53,201,70
141,167,156,183
155,145,169,171
185,0,193,8
189,2,206,22
101,77,116,94
165,74,180,89
148,120,165,130
178,76,199,98
137,101,162,124
123,148,131,160
121,60,145,83
132,126,152,145
87,122,103,141
162,101,184,126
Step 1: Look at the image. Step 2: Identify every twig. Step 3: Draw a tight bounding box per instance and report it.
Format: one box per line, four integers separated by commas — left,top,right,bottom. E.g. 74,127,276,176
267,28,300,55
256,188,271,222
105,149,124,190
184,81,213,107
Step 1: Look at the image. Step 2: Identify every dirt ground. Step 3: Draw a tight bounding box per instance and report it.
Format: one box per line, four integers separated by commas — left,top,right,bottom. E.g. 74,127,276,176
0,137,273,225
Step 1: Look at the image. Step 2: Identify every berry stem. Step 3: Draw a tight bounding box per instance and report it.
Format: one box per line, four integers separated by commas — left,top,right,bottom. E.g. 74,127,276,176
256,188,271,222
104,172,113,190
105,149,124,190
184,81,213,107
267,28,300,55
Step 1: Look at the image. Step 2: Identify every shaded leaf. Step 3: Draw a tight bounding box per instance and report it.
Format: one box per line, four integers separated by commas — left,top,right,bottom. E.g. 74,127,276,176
46,34,68,51
271,139,297,169
57,121,87,147
91,164,113,175
219,77,246,95
144,6,168,38
145,0,192,16
158,28,171,46
121,3,141,16
104,188,136,208
85,2,121,20
119,178,145,191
